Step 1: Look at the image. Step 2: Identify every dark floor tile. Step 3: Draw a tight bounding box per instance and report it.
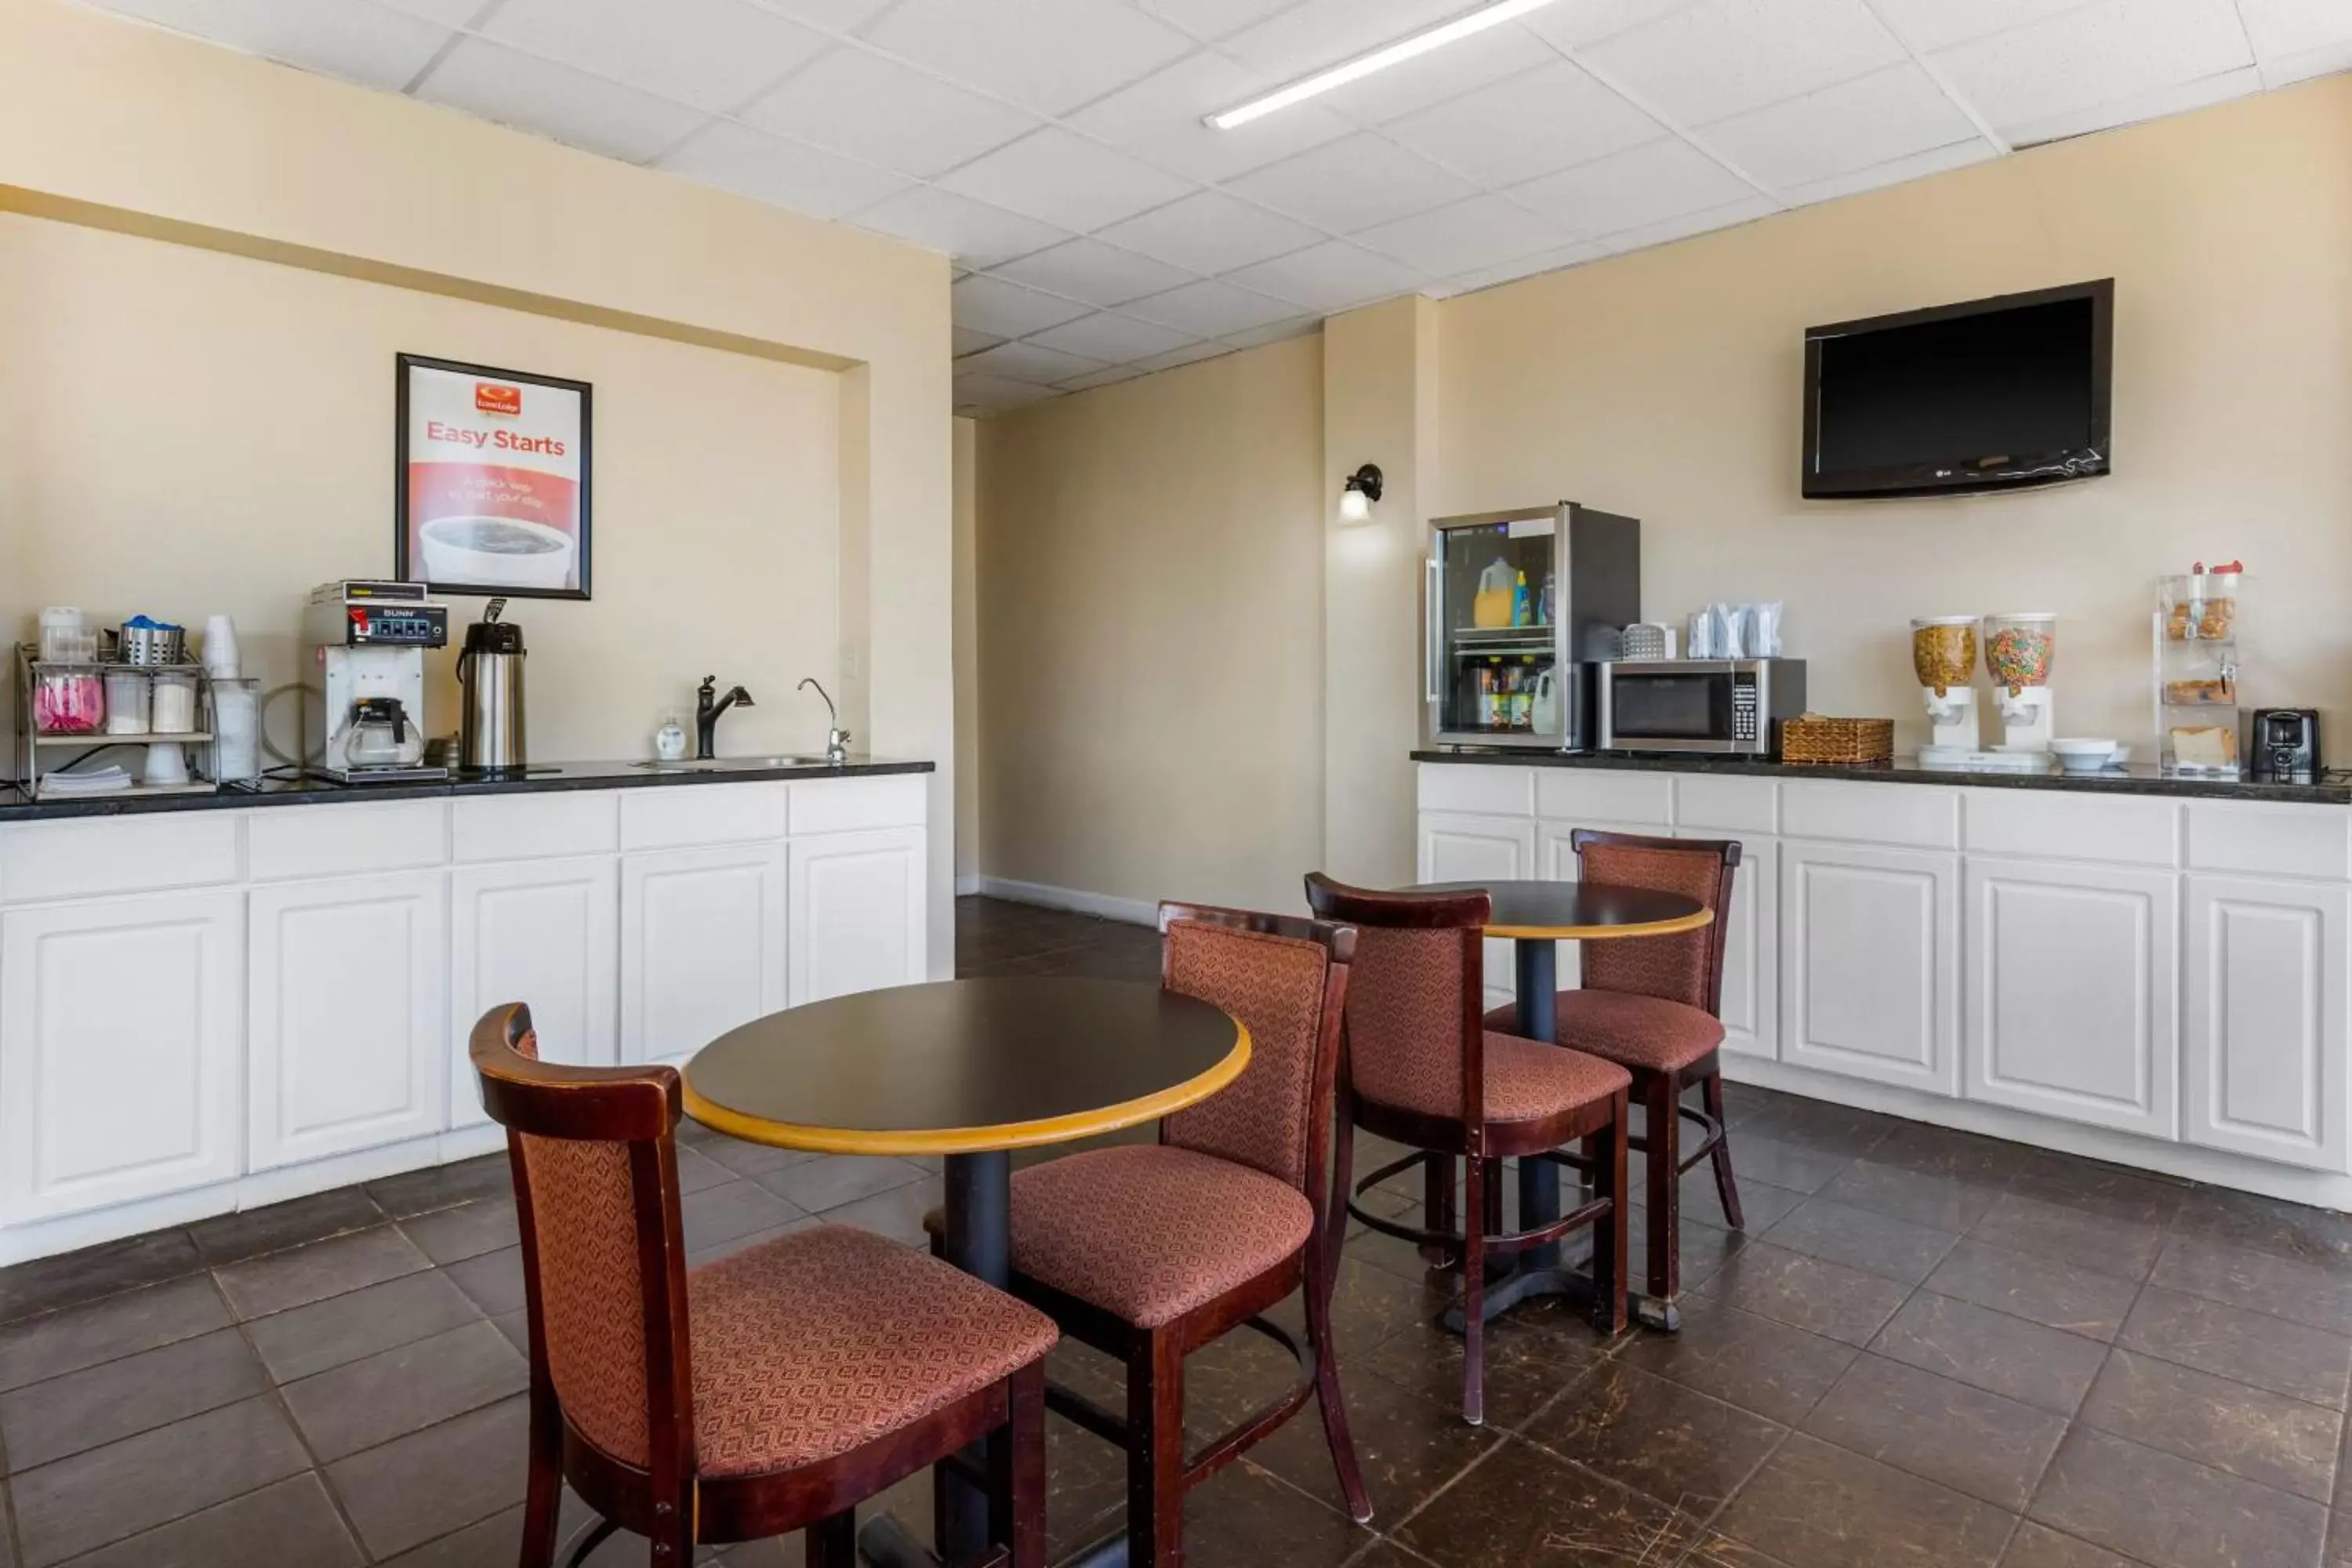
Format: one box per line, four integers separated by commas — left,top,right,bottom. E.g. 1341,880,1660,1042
444,1246,527,1317
212,1225,430,1320
186,1189,386,1267
1183,1328,1309,1454
1969,1192,2162,1282
48,1472,361,1568
2030,1425,2328,1568
1816,1159,2007,1232
244,1269,484,1383
680,1182,805,1253
2078,1346,2340,1502
1921,1240,2141,1343
1802,1352,2067,1511
364,1156,514,1220
373,1504,521,1566
1527,1359,1784,1515
0,1276,228,1393
1614,1295,1859,1427
10,1396,310,1568
2151,1232,2352,1337
1181,1459,1370,1568
1999,1521,2143,1567
1247,1364,1497,1522
755,1155,929,1213
1869,1122,2034,1184
325,1395,530,1559
1679,1533,1794,1566
2005,1153,2187,1229
818,1176,947,1247
1759,1196,1957,1286
0,1326,268,1472
695,1137,820,1181
2118,1285,2352,1410
1394,1437,1704,1568
1695,1242,1911,1347
1356,1297,1613,1433
284,1319,528,1463
671,1143,734,1194
1262,1258,1452,1367
1711,1432,2013,1568
1625,1205,1748,1296
492,1309,528,1352
1345,1545,1439,1568
0,1231,202,1327
1733,1097,1900,1157
1871,1292,2107,1416
397,1200,518,1266
1677,1169,1802,1232
1714,1131,1857,1196
2172,1186,2352,1269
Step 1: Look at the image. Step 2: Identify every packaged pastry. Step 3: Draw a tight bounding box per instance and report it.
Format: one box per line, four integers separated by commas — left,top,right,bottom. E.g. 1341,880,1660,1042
2163,677,2235,706
2170,725,2239,769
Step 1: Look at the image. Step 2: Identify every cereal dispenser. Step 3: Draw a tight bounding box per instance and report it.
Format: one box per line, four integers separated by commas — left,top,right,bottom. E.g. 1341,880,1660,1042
1910,617,1980,756
1983,613,2057,751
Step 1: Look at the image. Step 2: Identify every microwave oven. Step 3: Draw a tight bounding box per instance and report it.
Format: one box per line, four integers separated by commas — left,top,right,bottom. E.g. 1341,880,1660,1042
1598,659,1807,756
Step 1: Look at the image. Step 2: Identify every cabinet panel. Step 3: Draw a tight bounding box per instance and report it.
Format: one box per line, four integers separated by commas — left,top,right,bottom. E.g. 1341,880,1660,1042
1678,830,1777,1062
2187,804,2351,880
788,775,927,836
249,800,445,881
1674,775,1778,835
1,892,245,1221
789,829,927,1007
1783,781,1960,850
1965,789,2177,868
0,815,241,904
1780,842,1958,1094
449,858,619,1129
250,871,448,1171
1417,764,1534,817
1535,769,1671,827
621,845,787,1069
452,792,618,863
1965,859,2177,1138
2184,876,2350,1171
619,782,790,852
1422,812,1534,1010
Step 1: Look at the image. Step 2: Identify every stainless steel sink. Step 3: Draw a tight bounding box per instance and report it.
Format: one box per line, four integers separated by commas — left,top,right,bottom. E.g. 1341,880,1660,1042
632,756,836,771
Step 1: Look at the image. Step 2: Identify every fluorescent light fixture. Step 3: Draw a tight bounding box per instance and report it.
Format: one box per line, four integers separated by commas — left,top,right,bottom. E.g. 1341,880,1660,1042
1207,0,1568,129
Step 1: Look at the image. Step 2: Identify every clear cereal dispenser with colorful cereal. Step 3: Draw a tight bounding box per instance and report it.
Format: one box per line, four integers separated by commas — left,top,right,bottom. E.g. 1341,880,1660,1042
1982,613,2057,752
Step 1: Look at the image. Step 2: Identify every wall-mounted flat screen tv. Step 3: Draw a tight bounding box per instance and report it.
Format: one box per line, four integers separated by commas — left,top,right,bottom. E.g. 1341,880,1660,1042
1802,279,2113,499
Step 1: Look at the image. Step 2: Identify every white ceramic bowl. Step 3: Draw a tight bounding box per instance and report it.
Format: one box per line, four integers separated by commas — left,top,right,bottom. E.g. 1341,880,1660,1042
2049,737,2120,772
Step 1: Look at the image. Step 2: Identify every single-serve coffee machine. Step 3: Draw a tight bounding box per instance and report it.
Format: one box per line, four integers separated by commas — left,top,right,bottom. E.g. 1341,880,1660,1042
301,580,449,783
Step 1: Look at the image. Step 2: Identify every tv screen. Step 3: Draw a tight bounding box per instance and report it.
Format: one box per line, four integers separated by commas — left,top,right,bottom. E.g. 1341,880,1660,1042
1803,280,2112,499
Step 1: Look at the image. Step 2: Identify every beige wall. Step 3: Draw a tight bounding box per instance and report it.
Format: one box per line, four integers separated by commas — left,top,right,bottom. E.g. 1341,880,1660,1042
953,416,980,886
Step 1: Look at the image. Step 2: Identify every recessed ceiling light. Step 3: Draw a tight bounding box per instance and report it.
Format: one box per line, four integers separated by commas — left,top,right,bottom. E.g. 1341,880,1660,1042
1205,0,1569,129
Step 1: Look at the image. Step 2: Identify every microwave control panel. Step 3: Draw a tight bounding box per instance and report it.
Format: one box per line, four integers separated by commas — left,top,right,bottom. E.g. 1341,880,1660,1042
1731,673,1760,743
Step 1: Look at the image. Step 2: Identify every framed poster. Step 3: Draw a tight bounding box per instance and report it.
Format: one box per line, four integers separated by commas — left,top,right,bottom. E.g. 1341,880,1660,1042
395,354,592,600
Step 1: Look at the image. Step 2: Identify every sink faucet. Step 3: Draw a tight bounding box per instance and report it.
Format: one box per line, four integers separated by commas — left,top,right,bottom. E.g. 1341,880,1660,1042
695,676,754,760
799,678,851,764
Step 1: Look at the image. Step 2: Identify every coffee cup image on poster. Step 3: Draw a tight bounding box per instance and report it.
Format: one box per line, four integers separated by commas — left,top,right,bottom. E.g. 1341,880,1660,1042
398,357,590,597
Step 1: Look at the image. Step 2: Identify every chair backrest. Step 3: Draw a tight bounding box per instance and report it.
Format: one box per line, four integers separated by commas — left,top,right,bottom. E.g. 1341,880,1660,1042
1156,902,1354,1197
470,1004,693,1493
1571,830,1740,1014
1303,873,1490,1132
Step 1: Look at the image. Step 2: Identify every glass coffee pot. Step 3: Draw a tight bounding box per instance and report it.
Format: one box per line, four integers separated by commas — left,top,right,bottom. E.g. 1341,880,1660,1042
342,696,425,772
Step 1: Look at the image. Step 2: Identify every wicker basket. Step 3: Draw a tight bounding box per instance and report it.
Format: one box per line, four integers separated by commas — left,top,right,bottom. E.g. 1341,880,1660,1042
1781,713,1896,766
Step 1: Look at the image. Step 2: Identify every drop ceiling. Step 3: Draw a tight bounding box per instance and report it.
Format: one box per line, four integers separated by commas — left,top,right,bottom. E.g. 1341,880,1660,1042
76,0,2352,416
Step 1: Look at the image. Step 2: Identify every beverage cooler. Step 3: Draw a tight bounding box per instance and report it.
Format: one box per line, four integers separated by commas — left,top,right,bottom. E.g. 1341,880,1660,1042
1421,503,1640,750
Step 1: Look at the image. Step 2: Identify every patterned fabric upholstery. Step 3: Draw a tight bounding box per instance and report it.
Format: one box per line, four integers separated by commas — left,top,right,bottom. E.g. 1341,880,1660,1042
1356,1029,1628,1124
1160,920,1330,1191
1005,1145,1314,1328
518,1134,651,1467
1483,992,1726,1072
1345,925,1474,1120
1577,842,1725,1009
688,1225,1057,1477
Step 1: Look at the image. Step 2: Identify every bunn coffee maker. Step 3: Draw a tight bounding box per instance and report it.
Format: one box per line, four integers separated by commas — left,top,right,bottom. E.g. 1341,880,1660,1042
301,580,449,783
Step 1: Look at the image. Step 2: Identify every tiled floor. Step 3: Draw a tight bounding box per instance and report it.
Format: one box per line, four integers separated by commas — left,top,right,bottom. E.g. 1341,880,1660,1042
2,897,2350,1566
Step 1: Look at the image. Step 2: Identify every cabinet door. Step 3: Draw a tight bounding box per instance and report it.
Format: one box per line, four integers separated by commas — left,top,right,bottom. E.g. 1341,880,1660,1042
1780,842,1959,1094
449,857,619,1130
789,828,927,1007
2184,876,2350,1171
1,891,245,1221
1679,830,1777,1062
1421,812,1534,1012
1965,858,2178,1138
250,871,448,1172
621,844,787,1069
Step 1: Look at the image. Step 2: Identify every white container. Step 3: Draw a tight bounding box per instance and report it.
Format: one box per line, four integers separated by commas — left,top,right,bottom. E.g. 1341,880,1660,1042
201,615,241,680
210,679,260,782
142,741,190,786
38,608,94,664
103,669,151,735
151,670,198,734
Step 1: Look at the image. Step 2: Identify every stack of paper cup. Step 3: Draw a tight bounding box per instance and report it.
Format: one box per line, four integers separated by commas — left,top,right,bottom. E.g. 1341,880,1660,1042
201,615,241,681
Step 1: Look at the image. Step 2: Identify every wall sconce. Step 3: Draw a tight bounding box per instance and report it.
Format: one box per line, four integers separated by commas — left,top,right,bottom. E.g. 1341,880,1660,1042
1337,463,1384,524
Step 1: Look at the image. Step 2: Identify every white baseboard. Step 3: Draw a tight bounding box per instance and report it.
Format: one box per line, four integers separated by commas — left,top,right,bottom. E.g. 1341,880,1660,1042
972,875,1157,927
954,874,982,897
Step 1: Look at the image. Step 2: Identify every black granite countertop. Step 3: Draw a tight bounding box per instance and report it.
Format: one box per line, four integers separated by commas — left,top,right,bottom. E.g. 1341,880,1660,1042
0,757,934,822
1413,747,2352,804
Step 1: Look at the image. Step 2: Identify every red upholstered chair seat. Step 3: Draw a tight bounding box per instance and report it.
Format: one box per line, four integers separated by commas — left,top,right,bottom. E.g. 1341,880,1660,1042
687,1225,1057,1479
1358,1030,1631,1126
1483,992,1726,1073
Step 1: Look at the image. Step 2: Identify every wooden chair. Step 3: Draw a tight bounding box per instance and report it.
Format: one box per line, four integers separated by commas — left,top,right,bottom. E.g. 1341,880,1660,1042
470,1002,1056,1568
1483,831,1742,1330
1305,874,1630,1427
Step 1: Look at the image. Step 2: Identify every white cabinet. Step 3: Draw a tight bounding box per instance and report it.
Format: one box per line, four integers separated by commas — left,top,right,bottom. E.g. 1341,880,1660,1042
449,857,619,1129
0,891,245,1221
2183,875,2350,1171
789,828,927,1006
1421,813,1534,1011
1780,841,1960,1095
621,844,787,1068
1964,858,2178,1138
1684,830,1777,1062
249,871,448,1171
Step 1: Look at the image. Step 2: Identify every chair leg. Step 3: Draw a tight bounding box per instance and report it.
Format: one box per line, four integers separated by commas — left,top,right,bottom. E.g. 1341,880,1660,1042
1421,1151,1457,1268
1702,1073,1744,1229
991,1362,1048,1568
1127,1330,1187,1568
1328,1099,1357,1298
1594,1091,1629,1336
519,1382,562,1568
1642,1072,1682,1319
1304,1230,1374,1523
1461,1153,1487,1427
804,1511,857,1568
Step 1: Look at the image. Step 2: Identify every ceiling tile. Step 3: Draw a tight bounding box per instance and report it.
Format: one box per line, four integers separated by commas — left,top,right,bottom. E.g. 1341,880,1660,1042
1592,191,1778,253
861,0,1194,114
2262,36,2352,86
1932,0,2255,137
90,0,453,93
851,187,1072,267
1134,0,1300,42
416,38,710,162
1056,362,1153,392
2238,0,2352,61
1864,0,2100,54
743,0,897,29
741,48,1040,177
1125,278,1301,336
1026,311,1199,361
1094,189,1324,275
936,128,1196,233
1446,242,1602,294
372,0,490,26
1385,60,1663,189
951,274,1094,337
989,238,1199,307
1353,194,1573,276
1697,62,1981,191
1137,340,1235,372
481,0,827,113
958,339,1109,385
2001,61,2263,146
952,325,1006,357
1220,0,1492,82
1780,136,1997,205
953,372,1056,411
1223,239,1428,310
656,120,910,217
1521,0,1707,50
1068,50,1354,184
1508,136,1757,240
1319,22,1563,125
1581,0,1908,126
1226,132,1475,235
1219,314,1321,348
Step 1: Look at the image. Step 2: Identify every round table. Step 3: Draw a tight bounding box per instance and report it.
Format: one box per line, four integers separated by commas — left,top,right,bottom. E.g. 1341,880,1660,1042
682,976,1249,1568
1406,880,1711,1327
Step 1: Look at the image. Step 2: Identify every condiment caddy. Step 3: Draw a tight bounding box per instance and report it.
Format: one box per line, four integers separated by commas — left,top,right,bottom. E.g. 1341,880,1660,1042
13,608,230,800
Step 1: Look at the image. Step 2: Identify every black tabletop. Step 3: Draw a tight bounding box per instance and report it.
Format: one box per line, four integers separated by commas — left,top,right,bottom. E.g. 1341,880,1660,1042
1406,880,1711,940
681,976,1249,1156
